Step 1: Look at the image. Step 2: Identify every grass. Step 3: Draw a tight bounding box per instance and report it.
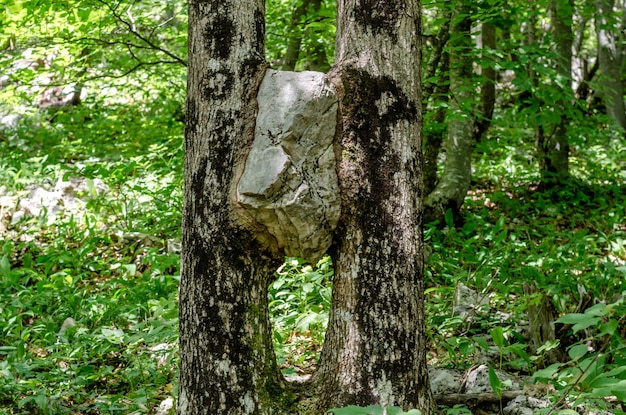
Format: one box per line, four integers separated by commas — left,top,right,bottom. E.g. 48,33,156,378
1,89,626,414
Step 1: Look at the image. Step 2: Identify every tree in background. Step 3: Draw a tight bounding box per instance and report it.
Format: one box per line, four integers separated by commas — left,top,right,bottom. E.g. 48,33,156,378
422,2,497,223
596,0,626,133
180,0,434,413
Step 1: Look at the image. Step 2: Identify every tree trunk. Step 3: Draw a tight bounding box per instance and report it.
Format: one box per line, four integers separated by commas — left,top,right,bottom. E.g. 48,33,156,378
313,0,435,413
537,0,573,185
596,0,626,132
179,1,286,413
474,21,496,141
424,7,474,223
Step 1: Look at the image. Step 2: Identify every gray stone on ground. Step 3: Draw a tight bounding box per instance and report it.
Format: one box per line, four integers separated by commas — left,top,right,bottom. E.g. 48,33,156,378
236,69,340,264
503,395,549,415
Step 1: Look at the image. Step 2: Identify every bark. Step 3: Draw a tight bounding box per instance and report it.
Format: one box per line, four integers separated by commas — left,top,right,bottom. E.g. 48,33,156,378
424,7,474,223
313,0,435,413
179,1,286,414
474,22,496,141
596,0,626,132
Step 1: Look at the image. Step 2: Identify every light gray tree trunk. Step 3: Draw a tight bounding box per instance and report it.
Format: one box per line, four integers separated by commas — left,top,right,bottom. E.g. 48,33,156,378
313,0,435,412
424,7,475,223
536,0,573,184
178,1,286,414
596,0,626,132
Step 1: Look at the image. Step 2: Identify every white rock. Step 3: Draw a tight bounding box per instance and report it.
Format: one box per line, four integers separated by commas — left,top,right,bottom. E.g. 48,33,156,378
155,397,174,415
429,367,463,394
237,69,340,263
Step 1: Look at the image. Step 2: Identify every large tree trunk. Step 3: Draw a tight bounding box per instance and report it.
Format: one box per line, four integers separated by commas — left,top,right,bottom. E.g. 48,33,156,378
314,0,435,413
424,7,475,223
179,1,285,413
596,0,626,132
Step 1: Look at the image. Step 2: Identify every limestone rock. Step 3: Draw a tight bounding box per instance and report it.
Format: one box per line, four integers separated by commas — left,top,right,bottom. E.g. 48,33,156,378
236,69,340,263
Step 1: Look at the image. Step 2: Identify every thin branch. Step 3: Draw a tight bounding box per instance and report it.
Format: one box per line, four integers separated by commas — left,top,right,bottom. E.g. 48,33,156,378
94,0,187,67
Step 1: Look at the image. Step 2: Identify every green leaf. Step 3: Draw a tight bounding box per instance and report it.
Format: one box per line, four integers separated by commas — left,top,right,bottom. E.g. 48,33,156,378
533,362,565,380
488,365,504,397
0,255,10,278
490,326,505,348
556,313,601,334
567,344,588,360
600,319,619,335
445,209,454,228
328,406,380,415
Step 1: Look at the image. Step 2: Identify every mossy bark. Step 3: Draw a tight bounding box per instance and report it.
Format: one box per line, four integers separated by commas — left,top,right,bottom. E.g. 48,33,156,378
179,1,287,413
423,7,474,223
313,0,435,413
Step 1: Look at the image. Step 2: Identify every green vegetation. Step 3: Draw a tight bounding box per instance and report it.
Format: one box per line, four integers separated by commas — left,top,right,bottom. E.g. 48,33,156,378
2,0,626,413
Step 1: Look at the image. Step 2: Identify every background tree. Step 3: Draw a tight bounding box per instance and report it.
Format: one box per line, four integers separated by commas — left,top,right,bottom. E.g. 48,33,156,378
422,2,497,223
596,0,626,133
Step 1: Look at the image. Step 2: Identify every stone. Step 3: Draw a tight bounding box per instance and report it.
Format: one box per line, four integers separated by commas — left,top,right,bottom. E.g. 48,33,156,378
428,367,463,394
503,395,549,415
464,364,521,394
236,69,340,264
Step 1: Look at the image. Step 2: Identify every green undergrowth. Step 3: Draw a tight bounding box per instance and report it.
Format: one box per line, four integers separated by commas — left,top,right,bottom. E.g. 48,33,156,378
1,96,183,414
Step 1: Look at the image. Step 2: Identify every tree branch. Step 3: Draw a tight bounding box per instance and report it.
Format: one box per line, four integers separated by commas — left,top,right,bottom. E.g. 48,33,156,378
94,0,187,67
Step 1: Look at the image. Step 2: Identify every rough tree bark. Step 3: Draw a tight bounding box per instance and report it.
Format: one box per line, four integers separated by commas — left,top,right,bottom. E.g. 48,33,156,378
178,1,286,413
313,0,435,412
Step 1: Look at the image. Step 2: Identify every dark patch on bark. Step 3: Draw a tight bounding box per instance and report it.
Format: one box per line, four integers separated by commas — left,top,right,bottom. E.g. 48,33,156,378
184,96,198,140
338,67,417,224
353,0,403,40
253,9,265,54
204,10,235,60
240,56,266,84
200,69,235,101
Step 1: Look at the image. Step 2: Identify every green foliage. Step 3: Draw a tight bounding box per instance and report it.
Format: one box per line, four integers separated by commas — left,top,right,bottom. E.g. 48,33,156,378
269,256,333,374
0,76,182,413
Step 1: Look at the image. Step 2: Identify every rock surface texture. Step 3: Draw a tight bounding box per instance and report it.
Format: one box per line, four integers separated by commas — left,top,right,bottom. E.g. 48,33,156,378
236,69,340,263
